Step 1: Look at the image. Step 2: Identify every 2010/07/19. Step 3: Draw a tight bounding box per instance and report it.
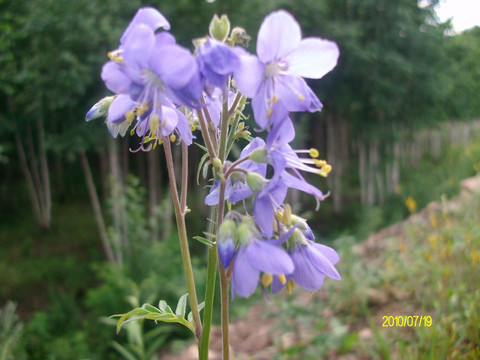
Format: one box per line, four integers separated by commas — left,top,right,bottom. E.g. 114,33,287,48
382,315,432,327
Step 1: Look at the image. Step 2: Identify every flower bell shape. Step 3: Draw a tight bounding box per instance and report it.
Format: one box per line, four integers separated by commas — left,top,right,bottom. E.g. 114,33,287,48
234,10,339,129
100,7,202,146
231,218,294,298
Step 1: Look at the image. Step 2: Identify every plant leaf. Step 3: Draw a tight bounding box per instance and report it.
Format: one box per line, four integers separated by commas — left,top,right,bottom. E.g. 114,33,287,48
175,293,188,318
192,236,214,247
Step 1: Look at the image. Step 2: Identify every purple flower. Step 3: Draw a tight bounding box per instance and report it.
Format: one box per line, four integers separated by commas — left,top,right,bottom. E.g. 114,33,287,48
272,229,340,293
196,39,240,91
234,10,339,129
232,220,294,298
99,7,202,146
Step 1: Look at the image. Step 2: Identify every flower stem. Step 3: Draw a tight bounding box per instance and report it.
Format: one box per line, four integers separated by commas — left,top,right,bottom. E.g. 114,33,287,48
198,207,217,359
163,139,202,340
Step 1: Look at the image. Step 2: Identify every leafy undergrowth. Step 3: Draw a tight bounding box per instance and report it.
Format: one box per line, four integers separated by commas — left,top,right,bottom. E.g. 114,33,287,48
268,177,480,359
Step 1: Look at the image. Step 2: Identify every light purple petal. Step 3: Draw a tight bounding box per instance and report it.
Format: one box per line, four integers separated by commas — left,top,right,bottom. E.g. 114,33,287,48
310,243,340,264
290,247,326,290
101,62,132,94
155,32,176,47
174,108,193,145
232,248,260,297
257,10,301,63
285,38,339,79
122,24,156,70
270,276,285,294
306,245,341,280
205,180,220,206
121,7,170,44
253,195,275,237
159,106,178,136
275,75,313,112
107,95,136,124
246,240,294,275
233,50,264,98
149,45,197,89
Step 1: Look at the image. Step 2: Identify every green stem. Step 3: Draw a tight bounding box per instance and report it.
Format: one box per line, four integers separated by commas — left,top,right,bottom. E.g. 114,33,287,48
218,89,230,163
198,208,218,360
163,140,202,340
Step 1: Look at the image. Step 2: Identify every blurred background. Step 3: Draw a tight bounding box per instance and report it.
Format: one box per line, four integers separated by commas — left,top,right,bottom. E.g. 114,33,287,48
0,0,479,359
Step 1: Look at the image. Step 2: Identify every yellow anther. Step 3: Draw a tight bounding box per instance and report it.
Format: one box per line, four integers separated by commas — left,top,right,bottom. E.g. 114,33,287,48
318,164,332,177
266,106,273,119
271,94,278,104
261,273,273,287
125,111,135,124
313,159,327,167
278,274,287,285
286,280,295,294
158,140,163,145
108,50,124,64
170,134,176,143
153,141,158,149
309,148,319,158
136,102,149,116
298,93,305,101
190,125,196,131
150,115,159,133
130,129,135,136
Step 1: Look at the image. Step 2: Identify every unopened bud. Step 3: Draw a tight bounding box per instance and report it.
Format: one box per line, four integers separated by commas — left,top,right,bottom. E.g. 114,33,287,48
230,27,251,47
209,14,231,42
218,219,237,268
85,96,115,121
248,148,268,163
246,172,267,192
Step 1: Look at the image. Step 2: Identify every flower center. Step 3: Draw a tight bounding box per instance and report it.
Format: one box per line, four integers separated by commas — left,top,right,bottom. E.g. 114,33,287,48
142,69,164,91
265,60,289,78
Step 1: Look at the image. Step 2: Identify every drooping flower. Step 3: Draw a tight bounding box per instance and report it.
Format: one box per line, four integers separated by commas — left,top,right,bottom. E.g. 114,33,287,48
231,218,294,298
234,10,339,129
196,39,240,91
271,228,340,293
99,7,203,146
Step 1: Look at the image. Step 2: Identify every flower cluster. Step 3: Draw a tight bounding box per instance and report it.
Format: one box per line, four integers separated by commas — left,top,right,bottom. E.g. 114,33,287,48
87,7,340,298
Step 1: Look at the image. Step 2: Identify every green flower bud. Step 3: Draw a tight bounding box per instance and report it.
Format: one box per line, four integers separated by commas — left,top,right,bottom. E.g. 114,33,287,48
246,172,267,192
229,27,251,47
248,148,268,163
85,96,115,122
209,14,230,42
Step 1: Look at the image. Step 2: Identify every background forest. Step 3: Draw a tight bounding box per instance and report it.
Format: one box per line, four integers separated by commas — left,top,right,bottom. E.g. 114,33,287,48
1,0,479,359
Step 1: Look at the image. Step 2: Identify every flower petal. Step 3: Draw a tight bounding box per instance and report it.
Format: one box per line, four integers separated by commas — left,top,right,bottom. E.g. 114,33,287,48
150,45,197,89
233,50,264,98
121,7,170,44
232,248,260,297
290,247,326,290
311,243,340,264
306,245,341,280
101,62,132,94
257,10,301,62
174,108,193,145
246,240,294,275
122,24,156,70
107,94,136,124
285,38,339,79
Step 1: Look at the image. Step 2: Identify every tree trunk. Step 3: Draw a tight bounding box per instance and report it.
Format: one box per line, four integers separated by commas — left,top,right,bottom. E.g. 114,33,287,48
79,150,115,264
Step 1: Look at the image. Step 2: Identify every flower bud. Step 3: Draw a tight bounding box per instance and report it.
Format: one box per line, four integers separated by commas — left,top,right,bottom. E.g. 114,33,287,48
248,148,268,163
246,172,267,192
229,27,251,46
85,96,115,121
217,219,237,268
209,14,230,42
